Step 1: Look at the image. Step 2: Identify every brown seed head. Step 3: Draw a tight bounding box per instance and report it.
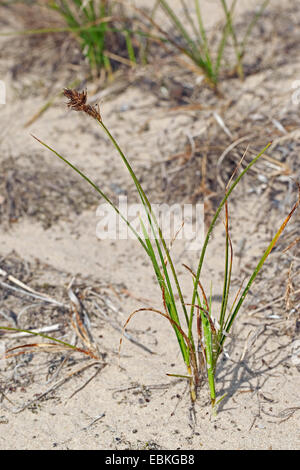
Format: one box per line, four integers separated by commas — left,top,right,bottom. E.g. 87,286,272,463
63,88,102,121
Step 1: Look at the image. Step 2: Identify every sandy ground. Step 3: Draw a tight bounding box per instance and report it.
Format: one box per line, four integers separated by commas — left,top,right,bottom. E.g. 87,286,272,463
0,0,300,450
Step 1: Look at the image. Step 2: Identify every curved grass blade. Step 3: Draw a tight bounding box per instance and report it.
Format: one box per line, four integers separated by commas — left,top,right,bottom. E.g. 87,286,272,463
97,119,190,331
0,326,98,359
218,198,233,350
139,217,189,364
119,306,199,401
31,135,148,253
190,142,272,323
222,184,300,344
0,325,77,349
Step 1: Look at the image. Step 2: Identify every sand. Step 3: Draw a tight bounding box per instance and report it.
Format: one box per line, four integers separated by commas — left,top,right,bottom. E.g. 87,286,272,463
0,0,299,450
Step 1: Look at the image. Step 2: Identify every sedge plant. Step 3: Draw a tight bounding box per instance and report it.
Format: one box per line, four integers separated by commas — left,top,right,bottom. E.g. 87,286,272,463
30,88,299,410
48,0,138,74
142,0,269,88
0,1,138,76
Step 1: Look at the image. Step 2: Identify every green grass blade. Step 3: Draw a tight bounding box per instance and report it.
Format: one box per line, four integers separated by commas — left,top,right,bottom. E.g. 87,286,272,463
180,0,203,49
98,120,190,330
99,117,193,364
139,217,189,363
124,31,137,64
194,0,214,75
220,0,244,79
159,0,200,55
0,22,115,38
31,135,149,253
0,326,77,350
190,142,271,322
33,123,190,366
195,289,215,406
215,0,237,79
139,216,164,285
240,0,270,57
222,188,300,344
218,201,233,347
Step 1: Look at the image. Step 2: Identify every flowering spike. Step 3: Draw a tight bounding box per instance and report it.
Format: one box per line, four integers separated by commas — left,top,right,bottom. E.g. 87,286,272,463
63,88,102,121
